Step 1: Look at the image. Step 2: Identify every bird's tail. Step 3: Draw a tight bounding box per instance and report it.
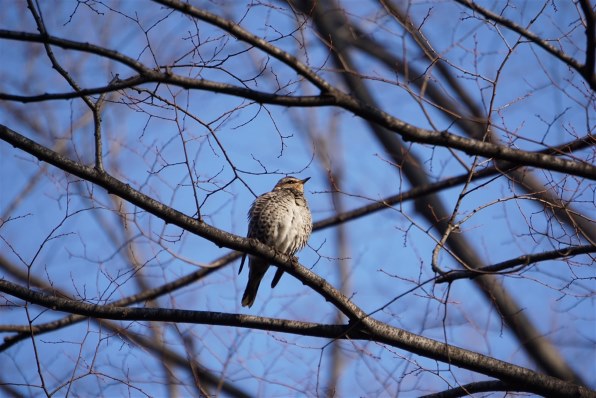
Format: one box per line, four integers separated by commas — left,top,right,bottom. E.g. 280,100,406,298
271,268,284,288
241,257,268,308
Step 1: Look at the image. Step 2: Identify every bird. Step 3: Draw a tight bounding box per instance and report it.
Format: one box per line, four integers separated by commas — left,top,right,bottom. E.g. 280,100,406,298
239,176,312,308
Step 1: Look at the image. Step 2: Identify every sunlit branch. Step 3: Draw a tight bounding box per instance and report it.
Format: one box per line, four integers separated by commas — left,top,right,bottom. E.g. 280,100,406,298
0,123,367,322
454,0,595,90
0,255,250,398
0,29,593,178
152,1,596,179
0,29,147,72
0,250,239,350
420,380,522,398
0,74,335,107
0,277,590,398
152,0,334,93
435,244,596,283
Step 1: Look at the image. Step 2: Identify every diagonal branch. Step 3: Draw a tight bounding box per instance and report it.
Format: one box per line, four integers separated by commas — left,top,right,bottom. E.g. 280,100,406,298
0,250,240,350
0,254,250,398
152,0,334,92
0,277,592,398
436,244,596,283
150,0,596,179
0,123,593,396
454,0,595,90
579,0,595,81
288,0,590,385
0,28,593,178
0,123,364,321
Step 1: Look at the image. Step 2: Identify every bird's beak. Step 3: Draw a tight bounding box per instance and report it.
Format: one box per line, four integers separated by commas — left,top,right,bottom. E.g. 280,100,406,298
301,177,311,184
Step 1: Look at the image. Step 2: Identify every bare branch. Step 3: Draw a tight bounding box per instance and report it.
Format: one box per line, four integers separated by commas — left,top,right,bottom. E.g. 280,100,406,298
0,277,592,398
436,244,596,283
455,0,596,89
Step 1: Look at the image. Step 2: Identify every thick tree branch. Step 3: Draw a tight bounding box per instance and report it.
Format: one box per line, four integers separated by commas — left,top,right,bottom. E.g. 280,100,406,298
0,73,335,107
1,2,593,396
579,0,595,79
0,254,250,398
152,0,596,179
0,28,593,178
0,123,366,322
0,251,239,350
0,123,593,396
0,278,593,398
420,380,523,398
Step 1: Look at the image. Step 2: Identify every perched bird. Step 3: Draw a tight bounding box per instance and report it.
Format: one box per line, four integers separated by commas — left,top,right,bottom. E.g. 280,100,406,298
239,176,312,308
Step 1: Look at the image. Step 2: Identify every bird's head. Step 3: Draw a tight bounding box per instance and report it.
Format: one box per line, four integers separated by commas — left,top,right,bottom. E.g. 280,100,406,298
273,176,310,193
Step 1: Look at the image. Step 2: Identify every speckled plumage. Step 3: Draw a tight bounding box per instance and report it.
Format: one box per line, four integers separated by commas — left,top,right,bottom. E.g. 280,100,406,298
240,176,312,308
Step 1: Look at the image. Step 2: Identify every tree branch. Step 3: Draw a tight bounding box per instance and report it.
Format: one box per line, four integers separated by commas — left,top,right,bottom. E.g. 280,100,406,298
0,278,592,398
579,0,595,82
0,251,239,350
454,0,596,90
0,123,368,323
1,27,593,179
420,380,523,398
152,0,596,179
0,254,250,398
436,244,596,283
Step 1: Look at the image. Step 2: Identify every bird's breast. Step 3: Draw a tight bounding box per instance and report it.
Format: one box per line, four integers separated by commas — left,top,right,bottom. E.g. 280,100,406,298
248,190,312,254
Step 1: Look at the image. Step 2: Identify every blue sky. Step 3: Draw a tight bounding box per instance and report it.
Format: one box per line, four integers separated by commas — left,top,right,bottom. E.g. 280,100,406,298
1,1,594,396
